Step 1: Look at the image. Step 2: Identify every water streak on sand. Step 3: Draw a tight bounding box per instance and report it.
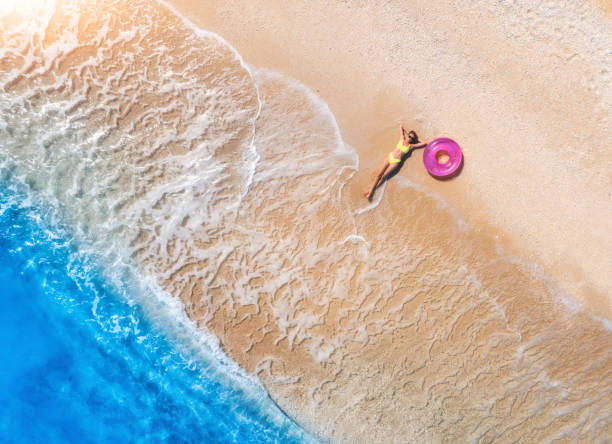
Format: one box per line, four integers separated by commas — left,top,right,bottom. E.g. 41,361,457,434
1,0,611,442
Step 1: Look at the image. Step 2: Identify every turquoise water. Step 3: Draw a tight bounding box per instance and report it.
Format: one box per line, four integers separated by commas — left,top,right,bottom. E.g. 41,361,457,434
0,185,311,443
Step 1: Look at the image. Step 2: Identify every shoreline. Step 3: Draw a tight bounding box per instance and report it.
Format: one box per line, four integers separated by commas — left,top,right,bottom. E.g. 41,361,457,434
5,1,610,442
166,0,612,319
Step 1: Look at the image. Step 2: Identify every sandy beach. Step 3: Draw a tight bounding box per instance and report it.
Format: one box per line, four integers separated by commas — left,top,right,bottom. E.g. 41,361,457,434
166,0,611,318
154,0,612,442
3,0,609,442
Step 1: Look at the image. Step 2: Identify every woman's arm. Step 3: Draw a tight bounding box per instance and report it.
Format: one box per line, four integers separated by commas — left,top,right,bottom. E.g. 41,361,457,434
411,141,428,149
400,125,411,144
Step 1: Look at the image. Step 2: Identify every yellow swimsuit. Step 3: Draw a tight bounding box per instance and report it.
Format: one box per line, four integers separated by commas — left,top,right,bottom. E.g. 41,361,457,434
389,140,411,164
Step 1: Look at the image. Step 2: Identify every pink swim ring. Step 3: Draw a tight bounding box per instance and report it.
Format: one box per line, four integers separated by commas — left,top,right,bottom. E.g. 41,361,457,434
423,137,463,178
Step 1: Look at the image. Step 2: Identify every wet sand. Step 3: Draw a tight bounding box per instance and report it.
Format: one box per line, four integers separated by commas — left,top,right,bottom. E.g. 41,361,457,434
159,0,612,442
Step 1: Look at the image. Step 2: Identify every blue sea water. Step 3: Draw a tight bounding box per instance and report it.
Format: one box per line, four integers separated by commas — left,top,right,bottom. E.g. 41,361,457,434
0,185,311,443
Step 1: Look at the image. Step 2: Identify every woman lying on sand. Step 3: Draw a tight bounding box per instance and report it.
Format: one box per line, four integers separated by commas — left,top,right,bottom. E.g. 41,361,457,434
363,124,428,201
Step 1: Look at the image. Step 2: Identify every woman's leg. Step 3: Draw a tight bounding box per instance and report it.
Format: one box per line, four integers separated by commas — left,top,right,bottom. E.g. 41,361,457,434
365,160,399,201
374,162,400,190
364,161,389,200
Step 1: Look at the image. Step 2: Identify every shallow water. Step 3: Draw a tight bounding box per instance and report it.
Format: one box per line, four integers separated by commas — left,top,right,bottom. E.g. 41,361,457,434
1,0,610,442
0,185,311,442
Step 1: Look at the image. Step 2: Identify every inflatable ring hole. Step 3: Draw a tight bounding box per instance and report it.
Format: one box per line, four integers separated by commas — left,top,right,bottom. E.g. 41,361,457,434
436,150,450,165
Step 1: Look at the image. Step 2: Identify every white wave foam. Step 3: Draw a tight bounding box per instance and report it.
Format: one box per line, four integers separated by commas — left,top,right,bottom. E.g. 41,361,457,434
154,0,264,200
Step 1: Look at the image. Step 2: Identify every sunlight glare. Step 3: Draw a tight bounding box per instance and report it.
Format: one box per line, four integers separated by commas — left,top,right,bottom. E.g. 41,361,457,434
0,0,48,17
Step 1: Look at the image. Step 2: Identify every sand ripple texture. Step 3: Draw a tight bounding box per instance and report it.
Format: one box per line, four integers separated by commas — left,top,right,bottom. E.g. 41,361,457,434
0,1,610,443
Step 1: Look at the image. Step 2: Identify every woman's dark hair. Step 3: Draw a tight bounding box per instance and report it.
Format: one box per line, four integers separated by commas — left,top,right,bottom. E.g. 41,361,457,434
408,130,419,143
